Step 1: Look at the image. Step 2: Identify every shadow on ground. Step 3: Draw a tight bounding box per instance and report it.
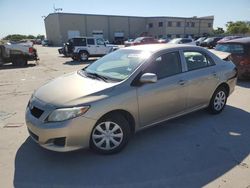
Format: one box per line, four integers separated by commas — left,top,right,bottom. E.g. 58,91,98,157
63,60,96,66
237,80,250,88
0,63,36,70
14,105,250,188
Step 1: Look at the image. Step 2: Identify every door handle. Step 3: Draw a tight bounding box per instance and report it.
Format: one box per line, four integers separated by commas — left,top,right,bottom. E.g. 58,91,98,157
178,80,186,85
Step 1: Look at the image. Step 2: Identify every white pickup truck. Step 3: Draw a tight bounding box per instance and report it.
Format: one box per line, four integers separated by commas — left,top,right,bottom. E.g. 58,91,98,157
0,42,38,66
59,37,118,61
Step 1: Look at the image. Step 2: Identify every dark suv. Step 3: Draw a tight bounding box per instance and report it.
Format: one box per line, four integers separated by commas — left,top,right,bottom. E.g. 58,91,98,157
200,37,223,49
215,37,250,79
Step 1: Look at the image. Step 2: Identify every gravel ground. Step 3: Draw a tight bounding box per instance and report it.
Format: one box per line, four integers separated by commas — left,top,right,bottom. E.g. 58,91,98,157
0,45,250,188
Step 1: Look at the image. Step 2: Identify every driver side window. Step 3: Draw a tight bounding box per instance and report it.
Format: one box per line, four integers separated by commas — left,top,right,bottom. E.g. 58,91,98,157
96,38,105,45
144,52,182,79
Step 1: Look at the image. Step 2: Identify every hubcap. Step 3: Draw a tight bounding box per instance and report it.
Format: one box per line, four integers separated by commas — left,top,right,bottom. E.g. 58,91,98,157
214,91,226,111
80,53,87,61
92,121,123,150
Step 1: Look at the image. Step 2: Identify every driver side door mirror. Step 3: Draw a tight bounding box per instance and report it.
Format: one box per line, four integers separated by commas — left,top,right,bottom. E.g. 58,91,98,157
139,73,157,84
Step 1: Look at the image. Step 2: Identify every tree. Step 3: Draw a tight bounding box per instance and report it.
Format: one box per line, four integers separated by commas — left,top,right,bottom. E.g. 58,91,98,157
2,34,45,41
226,21,250,34
213,27,225,35
36,34,45,40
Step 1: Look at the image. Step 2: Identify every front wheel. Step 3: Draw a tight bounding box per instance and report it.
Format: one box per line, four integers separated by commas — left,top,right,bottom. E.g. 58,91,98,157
208,87,228,114
90,113,131,154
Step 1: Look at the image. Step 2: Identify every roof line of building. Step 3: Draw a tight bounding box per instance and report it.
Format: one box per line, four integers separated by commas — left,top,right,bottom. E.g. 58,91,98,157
45,12,214,20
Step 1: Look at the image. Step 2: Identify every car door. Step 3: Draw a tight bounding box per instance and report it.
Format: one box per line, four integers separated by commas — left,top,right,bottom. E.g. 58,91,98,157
96,38,109,55
136,51,187,127
87,38,97,55
181,50,219,110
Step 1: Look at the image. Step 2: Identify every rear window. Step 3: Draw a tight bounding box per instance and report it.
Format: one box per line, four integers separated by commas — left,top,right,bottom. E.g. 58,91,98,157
215,44,244,54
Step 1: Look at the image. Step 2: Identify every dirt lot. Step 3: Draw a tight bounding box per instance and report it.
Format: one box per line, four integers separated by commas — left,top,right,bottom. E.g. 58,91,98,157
0,45,250,188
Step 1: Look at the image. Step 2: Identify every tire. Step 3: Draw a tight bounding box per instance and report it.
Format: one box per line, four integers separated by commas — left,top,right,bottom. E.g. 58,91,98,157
90,113,131,154
208,86,228,114
12,57,27,67
79,51,89,62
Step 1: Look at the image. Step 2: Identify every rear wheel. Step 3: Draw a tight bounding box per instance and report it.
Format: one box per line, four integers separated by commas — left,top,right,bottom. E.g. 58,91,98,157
79,51,89,61
12,57,27,67
90,113,131,154
208,86,228,114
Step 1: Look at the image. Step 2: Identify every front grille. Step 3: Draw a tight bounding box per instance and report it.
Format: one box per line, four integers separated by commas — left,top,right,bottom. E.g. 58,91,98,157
28,129,39,141
30,106,44,119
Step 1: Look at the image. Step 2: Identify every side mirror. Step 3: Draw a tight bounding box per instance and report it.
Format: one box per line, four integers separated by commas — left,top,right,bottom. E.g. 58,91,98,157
139,73,157,84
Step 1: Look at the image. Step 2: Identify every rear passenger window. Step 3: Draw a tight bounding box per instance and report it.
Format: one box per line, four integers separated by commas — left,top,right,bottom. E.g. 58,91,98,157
145,52,182,79
87,38,95,45
73,38,86,46
184,51,214,71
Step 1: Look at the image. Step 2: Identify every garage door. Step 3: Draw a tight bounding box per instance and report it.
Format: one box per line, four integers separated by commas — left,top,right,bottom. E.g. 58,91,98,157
67,30,80,39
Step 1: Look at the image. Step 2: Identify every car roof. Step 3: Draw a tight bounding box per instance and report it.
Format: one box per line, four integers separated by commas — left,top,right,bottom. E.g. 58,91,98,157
124,44,202,53
220,37,250,44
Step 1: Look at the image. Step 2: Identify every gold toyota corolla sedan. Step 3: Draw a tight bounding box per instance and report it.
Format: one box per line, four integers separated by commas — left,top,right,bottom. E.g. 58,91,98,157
26,44,237,154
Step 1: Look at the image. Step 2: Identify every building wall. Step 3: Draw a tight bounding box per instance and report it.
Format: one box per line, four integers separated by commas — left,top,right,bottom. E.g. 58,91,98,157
85,15,109,39
44,14,61,46
44,13,214,45
146,17,214,38
108,16,129,42
128,17,147,39
57,13,87,44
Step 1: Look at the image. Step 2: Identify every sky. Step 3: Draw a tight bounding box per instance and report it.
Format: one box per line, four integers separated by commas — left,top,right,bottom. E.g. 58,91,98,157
0,0,249,39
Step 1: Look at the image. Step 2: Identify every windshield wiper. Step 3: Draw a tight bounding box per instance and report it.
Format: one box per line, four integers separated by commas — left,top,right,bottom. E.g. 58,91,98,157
85,71,108,82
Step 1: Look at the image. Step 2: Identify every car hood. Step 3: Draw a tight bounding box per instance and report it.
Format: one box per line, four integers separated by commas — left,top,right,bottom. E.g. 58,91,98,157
34,71,118,107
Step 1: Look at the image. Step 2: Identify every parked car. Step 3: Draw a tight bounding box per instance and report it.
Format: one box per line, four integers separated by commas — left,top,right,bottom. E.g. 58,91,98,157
169,38,196,45
200,37,223,48
26,44,237,154
158,38,170,43
59,37,118,61
217,36,242,44
195,37,207,46
42,39,51,46
130,37,159,46
0,42,38,66
124,39,134,47
215,37,250,79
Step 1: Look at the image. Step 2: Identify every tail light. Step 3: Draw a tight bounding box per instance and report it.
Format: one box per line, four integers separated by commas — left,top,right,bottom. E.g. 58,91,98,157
29,47,34,53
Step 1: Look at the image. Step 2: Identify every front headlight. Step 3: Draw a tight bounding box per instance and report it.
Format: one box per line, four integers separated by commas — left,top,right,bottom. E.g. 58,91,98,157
47,106,90,122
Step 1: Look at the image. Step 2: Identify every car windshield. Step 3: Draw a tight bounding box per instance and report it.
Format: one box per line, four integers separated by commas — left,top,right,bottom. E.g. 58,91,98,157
196,37,206,42
169,38,181,44
83,49,151,82
204,38,213,42
133,37,144,42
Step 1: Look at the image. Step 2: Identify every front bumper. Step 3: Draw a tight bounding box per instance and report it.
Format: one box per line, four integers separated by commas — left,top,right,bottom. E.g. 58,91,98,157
25,102,97,152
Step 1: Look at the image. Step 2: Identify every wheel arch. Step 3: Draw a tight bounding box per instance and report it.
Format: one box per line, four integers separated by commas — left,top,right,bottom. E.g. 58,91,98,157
216,82,230,96
78,49,89,55
97,109,136,134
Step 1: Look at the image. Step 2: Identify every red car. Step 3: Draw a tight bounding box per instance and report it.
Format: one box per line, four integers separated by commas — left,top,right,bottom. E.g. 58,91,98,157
131,37,159,46
215,37,250,79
